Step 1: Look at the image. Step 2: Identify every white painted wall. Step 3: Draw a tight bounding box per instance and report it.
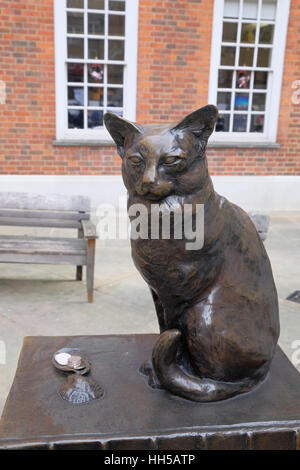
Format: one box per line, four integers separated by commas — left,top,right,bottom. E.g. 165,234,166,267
0,175,299,212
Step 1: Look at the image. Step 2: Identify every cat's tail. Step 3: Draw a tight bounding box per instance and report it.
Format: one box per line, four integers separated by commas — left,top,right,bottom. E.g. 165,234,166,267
152,329,260,402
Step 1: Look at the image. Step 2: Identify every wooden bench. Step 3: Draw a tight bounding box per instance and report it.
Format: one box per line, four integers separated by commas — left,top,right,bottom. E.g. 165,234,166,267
0,192,98,303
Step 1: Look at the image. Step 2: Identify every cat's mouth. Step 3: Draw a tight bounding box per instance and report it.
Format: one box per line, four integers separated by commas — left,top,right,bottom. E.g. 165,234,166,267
142,193,167,201
136,183,173,201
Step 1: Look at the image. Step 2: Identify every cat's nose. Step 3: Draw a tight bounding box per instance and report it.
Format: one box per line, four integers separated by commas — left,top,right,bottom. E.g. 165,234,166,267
142,166,157,187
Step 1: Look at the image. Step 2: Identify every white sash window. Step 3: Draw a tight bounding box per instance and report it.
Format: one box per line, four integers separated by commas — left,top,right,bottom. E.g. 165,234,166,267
209,0,290,143
54,0,139,142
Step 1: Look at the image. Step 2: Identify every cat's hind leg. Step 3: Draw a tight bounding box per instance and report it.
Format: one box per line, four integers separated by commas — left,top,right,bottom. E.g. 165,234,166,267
152,329,269,402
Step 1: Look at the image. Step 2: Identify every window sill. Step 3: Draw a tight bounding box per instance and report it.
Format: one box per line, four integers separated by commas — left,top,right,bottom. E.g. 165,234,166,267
208,142,281,149
52,140,115,147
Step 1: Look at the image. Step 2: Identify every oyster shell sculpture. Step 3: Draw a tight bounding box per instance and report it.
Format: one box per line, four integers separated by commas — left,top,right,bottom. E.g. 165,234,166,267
52,348,104,404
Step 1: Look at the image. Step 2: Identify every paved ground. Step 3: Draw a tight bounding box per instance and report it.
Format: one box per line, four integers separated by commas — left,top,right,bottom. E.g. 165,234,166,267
0,213,300,415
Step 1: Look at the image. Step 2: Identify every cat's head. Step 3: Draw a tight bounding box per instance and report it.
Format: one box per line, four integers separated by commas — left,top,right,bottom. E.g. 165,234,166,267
104,105,218,201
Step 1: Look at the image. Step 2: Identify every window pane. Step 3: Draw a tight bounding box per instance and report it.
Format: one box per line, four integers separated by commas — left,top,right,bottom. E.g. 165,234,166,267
109,1,126,11
68,86,84,106
233,114,248,132
218,70,233,88
243,0,258,20
257,48,271,67
109,15,125,36
88,110,103,128
239,47,254,66
221,46,236,66
88,87,104,106
224,0,239,18
107,88,123,107
67,63,84,82
67,38,84,58
217,92,231,110
254,71,268,89
88,0,105,9
222,22,238,42
67,13,84,34
88,13,105,35
108,40,124,60
88,39,104,59
67,0,83,8
108,65,123,84
215,114,230,132
88,64,104,83
252,93,266,111
241,23,256,43
68,110,84,129
250,114,265,132
236,70,251,89
259,24,274,44
261,0,277,21
234,93,249,110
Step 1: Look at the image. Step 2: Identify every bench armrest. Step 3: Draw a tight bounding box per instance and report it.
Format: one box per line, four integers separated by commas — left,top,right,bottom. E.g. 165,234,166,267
81,219,98,239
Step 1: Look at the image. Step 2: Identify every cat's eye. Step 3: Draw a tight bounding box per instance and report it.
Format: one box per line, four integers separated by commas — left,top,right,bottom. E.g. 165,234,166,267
163,156,183,166
128,155,143,166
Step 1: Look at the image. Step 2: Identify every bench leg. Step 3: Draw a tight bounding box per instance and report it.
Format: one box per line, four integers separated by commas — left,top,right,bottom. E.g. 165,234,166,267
76,227,84,281
86,238,96,303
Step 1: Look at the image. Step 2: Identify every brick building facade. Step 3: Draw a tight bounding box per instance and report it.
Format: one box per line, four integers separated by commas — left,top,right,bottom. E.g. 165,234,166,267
0,0,299,178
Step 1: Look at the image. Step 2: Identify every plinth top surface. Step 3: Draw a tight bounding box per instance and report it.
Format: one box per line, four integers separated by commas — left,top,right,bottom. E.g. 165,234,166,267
0,335,300,443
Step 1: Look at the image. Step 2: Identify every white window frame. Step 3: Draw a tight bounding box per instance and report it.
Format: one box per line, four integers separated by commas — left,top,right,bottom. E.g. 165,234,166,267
208,0,290,144
54,0,139,142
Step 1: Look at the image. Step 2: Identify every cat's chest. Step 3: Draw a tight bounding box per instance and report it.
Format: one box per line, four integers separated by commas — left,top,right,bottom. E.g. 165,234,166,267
131,238,213,297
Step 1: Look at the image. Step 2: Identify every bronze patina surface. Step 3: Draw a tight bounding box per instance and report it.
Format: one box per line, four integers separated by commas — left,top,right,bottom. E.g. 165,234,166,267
0,335,299,450
104,106,280,402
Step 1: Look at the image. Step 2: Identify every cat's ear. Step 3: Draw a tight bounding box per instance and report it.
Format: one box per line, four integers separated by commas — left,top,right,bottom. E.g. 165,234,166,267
171,105,218,146
104,112,143,158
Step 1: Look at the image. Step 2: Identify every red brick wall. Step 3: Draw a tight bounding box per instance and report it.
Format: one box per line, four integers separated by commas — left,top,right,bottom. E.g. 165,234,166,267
0,0,299,175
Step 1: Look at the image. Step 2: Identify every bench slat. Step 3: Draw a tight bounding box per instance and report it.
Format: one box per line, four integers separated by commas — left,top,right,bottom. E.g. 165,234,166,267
0,210,90,221
0,253,87,265
0,237,87,255
0,218,81,229
0,193,90,212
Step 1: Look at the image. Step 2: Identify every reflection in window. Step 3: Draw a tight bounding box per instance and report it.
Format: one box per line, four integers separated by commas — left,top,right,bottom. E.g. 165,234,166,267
250,114,265,132
234,93,249,111
67,13,84,34
217,92,231,110
68,64,84,83
67,38,84,58
88,14,105,35
252,93,266,111
233,114,248,132
68,86,84,106
215,114,230,132
236,70,251,89
241,23,256,43
88,64,104,83
218,70,233,88
107,88,123,107
68,110,84,129
88,0,105,9
222,22,238,42
239,47,254,67
88,88,104,106
88,110,103,129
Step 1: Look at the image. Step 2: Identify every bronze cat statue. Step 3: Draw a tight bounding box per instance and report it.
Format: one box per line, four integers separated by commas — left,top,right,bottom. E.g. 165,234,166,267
104,105,279,402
